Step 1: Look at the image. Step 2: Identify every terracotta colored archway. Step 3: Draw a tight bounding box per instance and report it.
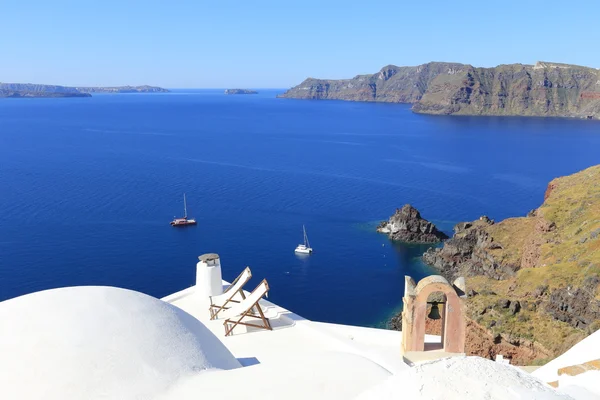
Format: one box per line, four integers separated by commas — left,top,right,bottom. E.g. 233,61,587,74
401,275,466,354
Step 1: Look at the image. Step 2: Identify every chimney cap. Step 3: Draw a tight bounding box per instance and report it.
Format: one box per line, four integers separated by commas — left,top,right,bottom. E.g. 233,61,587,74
198,253,220,262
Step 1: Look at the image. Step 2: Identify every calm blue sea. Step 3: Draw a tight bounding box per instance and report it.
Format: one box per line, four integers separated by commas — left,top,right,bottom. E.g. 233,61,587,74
1,90,599,327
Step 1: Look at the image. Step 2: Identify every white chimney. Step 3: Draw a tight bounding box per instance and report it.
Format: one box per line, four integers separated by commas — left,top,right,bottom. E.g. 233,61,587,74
196,253,223,299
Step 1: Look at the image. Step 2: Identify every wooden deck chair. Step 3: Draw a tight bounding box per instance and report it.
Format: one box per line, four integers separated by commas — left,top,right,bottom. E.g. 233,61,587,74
209,266,252,320
221,279,272,337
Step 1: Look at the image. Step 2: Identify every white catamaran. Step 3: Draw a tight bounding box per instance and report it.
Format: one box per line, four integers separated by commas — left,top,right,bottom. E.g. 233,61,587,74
170,193,197,226
295,225,313,254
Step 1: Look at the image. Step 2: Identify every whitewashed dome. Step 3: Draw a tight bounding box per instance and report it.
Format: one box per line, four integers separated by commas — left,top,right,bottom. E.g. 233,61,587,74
356,356,570,400
0,286,240,400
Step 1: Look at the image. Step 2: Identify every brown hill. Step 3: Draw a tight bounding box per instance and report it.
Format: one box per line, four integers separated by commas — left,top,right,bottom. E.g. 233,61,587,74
419,165,600,364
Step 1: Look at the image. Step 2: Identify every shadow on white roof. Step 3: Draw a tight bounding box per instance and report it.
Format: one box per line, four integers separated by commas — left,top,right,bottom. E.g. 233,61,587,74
161,351,392,400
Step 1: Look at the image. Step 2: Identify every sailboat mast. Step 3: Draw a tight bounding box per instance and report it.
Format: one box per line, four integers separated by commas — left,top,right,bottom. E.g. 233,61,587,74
303,225,310,248
183,193,188,218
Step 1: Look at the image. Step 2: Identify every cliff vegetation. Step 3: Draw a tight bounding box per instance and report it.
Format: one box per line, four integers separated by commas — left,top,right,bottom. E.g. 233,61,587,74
422,165,600,363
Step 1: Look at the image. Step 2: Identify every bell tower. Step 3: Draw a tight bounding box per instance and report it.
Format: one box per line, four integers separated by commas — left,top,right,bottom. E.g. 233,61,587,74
401,275,466,354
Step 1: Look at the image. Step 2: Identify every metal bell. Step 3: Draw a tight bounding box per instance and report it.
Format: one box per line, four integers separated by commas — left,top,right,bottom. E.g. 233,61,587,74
427,302,442,320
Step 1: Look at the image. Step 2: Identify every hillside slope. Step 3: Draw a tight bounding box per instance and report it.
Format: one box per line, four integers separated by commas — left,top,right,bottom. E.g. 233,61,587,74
279,61,600,119
422,165,600,363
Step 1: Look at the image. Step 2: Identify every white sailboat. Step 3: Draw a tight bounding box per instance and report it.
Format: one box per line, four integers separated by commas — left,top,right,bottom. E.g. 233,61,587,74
295,225,313,254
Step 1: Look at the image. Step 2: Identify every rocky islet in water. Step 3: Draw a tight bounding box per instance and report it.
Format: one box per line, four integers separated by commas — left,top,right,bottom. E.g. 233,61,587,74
377,204,448,243
224,89,258,95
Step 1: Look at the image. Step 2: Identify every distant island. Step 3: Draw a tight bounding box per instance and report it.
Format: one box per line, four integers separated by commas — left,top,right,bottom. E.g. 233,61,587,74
76,85,169,94
224,89,258,95
279,61,600,119
0,90,90,98
0,83,169,98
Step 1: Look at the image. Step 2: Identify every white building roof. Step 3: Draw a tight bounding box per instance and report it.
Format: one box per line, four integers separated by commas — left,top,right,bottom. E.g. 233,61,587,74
162,283,414,375
0,286,240,400
0,284,399,400
0,280,593,400
356,356,570,400
160,351,392,400
533,329,600,383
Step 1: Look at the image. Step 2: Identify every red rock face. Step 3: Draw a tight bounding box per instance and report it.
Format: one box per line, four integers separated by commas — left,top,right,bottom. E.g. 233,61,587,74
581,92,600,99
464,319,552,365
521,236,542,269
544,181,558,201
521,217,556,269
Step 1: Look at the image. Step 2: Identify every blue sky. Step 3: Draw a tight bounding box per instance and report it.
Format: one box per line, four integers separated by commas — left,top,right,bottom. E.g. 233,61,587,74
1,0,599,88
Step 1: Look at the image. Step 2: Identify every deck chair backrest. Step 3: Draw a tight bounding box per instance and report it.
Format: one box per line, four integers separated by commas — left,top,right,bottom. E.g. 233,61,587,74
222,267,252,296
220,279,269,320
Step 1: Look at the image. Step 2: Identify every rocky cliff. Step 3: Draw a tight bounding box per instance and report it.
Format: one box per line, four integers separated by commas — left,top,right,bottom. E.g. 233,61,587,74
377,204,448,243
279,61,600,119
419,165,600,363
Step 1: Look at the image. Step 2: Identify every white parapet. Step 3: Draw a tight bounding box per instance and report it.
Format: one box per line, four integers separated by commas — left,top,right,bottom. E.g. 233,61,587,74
495,354,510,365
196,253,223,298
